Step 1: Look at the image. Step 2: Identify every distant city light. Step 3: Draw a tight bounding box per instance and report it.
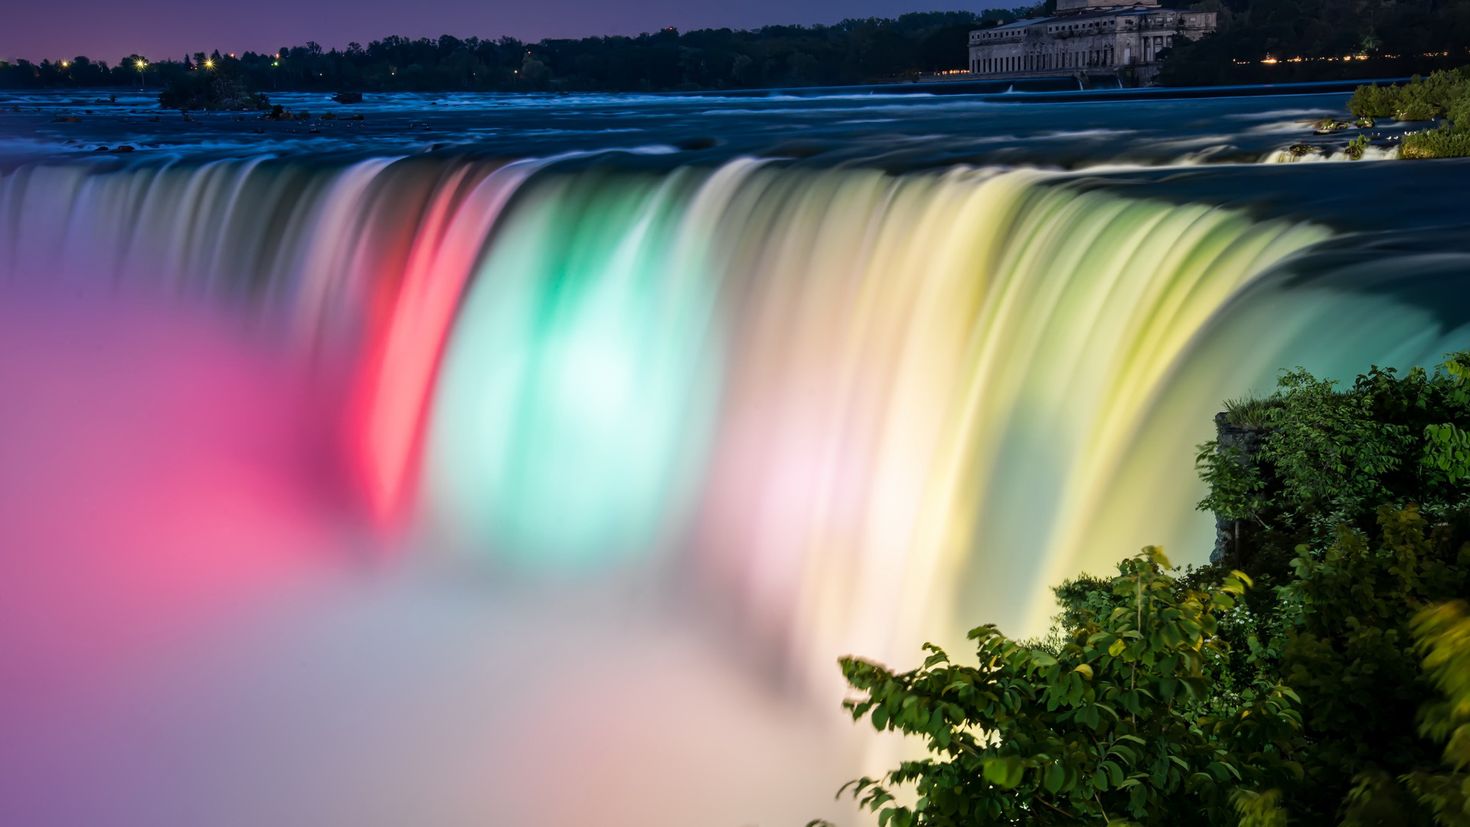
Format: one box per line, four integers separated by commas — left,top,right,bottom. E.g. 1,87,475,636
1243,49,1449,66
59,60,70,69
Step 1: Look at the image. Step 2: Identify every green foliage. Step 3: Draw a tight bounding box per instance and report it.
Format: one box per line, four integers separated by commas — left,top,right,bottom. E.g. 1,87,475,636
1197,357,1470,546
1350,70,1470,159
1222,396,1279,429
1286,506,1470,823
836,547,1302,826
835,353,1470,826
1403,126,1470,159
1232,788,1288,827
1402,601,1470,826
1257,368,1414,525
1189,355,1470,823
1425,423,1470,484
1350,70,1470,121
1196,440,1267,522
1349,83,1401,119
1344,134,1370,160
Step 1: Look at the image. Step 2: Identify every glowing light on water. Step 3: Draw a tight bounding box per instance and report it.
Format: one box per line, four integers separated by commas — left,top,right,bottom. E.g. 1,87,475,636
425,168,723,568
5,153,1470,825
344,161,532,527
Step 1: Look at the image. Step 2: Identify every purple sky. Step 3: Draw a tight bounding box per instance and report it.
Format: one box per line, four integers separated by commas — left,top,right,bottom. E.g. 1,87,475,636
5,0,994,63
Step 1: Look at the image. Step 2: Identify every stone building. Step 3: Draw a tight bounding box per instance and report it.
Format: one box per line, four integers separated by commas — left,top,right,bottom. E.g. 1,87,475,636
967,0,1216,85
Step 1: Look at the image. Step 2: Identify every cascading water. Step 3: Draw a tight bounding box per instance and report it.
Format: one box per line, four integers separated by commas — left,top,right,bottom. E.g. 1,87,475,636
7,154,1468,647
4,152,1470,825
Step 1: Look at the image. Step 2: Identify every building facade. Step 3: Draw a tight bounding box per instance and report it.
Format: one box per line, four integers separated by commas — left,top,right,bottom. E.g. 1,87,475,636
968,0,1216,85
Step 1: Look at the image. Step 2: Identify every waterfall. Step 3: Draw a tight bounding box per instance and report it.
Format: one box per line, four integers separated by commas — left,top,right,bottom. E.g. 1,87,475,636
4,154,1468,691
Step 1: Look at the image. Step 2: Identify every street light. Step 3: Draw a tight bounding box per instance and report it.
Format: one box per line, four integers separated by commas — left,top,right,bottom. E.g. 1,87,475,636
134,57,147,88
203,57,215,70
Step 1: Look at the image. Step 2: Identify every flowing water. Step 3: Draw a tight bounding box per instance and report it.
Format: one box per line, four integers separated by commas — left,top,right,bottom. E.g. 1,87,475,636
3,86,1470,826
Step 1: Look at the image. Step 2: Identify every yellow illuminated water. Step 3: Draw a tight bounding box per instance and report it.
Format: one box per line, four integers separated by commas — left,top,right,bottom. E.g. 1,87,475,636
5,155,1467,694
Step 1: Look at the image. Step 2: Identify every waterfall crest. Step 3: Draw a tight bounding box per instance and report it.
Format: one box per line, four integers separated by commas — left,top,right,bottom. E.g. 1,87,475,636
9,155,1467,685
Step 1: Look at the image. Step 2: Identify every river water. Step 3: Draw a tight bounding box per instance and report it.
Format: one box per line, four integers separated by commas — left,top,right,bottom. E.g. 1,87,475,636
1,83,1466,827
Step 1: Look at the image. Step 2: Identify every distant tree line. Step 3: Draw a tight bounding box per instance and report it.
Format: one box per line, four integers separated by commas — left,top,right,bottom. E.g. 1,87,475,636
0,11,1034,94
1160,0,1470,84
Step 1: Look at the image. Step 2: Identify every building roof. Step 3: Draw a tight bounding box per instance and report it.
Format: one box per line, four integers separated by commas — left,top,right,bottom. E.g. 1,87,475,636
1056,0,1158,14
974,3,1196,34
991,17,1048,30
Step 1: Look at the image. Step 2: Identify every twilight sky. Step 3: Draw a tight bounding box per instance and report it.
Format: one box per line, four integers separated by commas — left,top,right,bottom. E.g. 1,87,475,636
4,0,992,63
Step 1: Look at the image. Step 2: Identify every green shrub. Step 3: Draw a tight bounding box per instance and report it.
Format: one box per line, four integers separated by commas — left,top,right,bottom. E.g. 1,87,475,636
1396,97,1443,122
1402,125,1470,159
832,354,1470,826
1398,601,1470,824
1349,69,1470,123
831,549,1297,827
1348,83,1403,119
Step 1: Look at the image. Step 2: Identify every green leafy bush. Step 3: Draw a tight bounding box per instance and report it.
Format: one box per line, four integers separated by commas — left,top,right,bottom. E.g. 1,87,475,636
1348,83,1400,119
1402,125,1470,159
1197,358,1470,547
832,354,1470,826
833,548,1299,826
1350,69,1470,158
1400,601,1470,824
1350,70,1470,121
